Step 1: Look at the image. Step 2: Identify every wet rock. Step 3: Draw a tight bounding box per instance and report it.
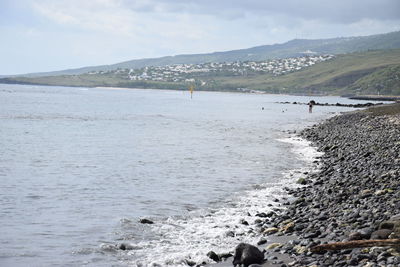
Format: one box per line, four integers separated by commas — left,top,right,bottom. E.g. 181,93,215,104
257,238,268,245
296,178,307,185
233,243,264,267
240,219,249,225
225,230,235,237
118,243,136,250
185,259,196,266
207,251,220,262
139,218,154,224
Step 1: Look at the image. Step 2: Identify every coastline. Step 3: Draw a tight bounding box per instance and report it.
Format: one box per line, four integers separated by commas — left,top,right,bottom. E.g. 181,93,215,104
207,103,400,267
348,95,400,102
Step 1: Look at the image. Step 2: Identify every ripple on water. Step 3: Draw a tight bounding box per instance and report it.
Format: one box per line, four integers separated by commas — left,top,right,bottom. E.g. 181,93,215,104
92,136,324,266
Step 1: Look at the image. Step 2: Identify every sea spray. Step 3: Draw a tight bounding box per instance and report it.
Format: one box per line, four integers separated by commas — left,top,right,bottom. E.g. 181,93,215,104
114,135,325,266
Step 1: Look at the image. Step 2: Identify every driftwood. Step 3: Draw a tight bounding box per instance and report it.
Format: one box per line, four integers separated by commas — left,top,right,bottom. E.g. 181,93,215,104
310,239,400,253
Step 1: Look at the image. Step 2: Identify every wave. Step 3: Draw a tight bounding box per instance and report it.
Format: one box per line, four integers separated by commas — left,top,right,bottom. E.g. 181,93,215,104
97,135,323,266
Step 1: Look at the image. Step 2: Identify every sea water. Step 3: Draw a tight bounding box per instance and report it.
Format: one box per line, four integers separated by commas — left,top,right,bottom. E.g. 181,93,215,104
0,85,376,266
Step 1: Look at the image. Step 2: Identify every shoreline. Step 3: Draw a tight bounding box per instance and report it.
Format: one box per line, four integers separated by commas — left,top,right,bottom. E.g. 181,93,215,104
207,103,400,266
2,82,399,101
348,95,400,102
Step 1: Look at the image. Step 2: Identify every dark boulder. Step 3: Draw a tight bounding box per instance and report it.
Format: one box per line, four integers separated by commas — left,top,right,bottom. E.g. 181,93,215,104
206,251,220,262
118,243,136,250
240,219,249,225
139,218,154,224
257,238,268,245
233,243,264,267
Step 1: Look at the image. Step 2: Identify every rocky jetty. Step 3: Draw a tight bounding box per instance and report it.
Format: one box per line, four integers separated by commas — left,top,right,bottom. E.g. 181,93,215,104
348,96,400,102
279,101,383,108
211,104,400,267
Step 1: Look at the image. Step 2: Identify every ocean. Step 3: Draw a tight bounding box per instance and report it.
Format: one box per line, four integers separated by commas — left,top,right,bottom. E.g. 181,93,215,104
0,84,375,266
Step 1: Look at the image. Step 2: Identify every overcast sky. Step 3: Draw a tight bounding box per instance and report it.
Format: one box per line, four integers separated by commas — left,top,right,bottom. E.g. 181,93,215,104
1,0,399,75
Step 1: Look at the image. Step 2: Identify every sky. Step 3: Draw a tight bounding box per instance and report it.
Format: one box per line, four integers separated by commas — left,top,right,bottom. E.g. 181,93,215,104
1,0,399,75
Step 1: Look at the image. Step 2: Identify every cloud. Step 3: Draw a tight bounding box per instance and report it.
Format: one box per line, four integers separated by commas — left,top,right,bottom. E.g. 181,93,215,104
30,0,215,40
29,0,400,41
31,0,136,36
124,0,400,23
1,0,399,74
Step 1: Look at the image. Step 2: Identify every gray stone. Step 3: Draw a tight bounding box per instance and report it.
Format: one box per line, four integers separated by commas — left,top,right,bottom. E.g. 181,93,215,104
233,243,264,267
139,218,154,224
370,229,392,239
206,251,220,262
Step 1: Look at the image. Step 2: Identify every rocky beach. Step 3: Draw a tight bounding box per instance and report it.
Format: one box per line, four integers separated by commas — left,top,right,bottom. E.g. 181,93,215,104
209,103,400,267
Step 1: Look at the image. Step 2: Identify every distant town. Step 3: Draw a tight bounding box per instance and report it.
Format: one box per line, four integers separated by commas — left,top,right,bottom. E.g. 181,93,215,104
88,55,334,84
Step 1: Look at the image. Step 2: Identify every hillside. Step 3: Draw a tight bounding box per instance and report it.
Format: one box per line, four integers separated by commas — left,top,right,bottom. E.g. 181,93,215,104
2,49,399,95
12,31,400,78
218,49,400,95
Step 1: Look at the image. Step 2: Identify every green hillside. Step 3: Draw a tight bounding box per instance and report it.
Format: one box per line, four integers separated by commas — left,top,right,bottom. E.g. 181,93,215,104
217,49,400,95
10,31,400,77
348,65,400,95
1,49,400,96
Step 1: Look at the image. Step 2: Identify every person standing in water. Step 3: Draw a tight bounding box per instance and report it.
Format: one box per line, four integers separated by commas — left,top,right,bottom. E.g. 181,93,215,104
308,100,316,113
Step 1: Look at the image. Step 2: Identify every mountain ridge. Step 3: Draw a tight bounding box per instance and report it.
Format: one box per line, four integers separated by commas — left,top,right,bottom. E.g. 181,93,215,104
10,30,400,78
2,49,399,95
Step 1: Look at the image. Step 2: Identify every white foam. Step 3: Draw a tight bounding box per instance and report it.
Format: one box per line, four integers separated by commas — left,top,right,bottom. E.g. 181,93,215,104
119,136,323,266
277,136,323,164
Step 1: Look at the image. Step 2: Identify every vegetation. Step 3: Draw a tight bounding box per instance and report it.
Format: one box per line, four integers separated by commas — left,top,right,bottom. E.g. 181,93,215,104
348,65,400,95
14,31,400,77
217,49,400,95
1,49,400,96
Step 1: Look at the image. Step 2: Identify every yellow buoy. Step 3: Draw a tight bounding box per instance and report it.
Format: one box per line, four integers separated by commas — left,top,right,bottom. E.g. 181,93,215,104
189,85,194,99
